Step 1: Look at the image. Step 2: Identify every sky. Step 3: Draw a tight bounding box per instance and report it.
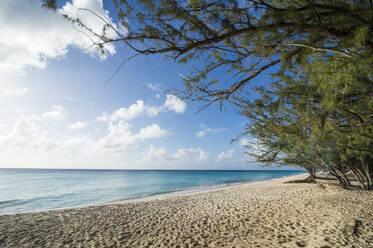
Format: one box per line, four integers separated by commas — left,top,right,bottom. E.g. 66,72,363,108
0,0,296,170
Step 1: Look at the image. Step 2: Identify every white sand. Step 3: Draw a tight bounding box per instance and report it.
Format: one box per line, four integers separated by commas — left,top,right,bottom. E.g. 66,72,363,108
1,174,372,247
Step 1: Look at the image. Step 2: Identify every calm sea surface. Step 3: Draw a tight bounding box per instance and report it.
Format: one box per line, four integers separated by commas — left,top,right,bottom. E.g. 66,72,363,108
0,169,304,215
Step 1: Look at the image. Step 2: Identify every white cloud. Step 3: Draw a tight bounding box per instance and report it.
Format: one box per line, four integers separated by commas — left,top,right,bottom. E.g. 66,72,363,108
97,95,187,122
59,0,118,57
198,150,209,161
172,147,209,162
91,121,138,154
196,130,206,138
0,115,87,152
96,114,109,122
0,0,119,74
217,149,235,162
66,96,80,102
173,148,193,160
0,108,251,169
143,145,168,161
0,109,169,156
144,94,187,117
143,145,209,163
110,100,145,121
91,122,168,155
156,94,160,99
164,94,187,114
196,124,225,138
68,121,87,130
146,82,162,92
42,105,66,120
144,106,161,117
136,124,169,139
3,88,29,96
0,115,40,149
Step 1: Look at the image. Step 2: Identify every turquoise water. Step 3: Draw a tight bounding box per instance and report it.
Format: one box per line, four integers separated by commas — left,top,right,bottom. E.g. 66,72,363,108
0,169,304,215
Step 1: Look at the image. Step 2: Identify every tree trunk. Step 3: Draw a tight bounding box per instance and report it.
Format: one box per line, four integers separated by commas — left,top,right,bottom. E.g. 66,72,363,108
329,167,349,188
363,159,373,190
339,169,351,187
367,171,373,190
359,157,373,190
334,162,351,187
306,167,316,181
350,166,366,189
317,155,350,188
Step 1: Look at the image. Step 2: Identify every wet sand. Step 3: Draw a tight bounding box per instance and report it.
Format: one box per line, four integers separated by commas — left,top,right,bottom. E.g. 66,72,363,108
1,174,372,247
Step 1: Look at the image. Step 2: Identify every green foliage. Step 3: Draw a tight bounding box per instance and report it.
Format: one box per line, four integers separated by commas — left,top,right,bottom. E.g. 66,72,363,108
240,54,373,189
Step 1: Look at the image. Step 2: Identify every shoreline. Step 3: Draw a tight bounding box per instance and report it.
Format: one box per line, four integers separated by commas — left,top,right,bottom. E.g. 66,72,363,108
1,173,372,247
114,172,309,204
0,172,307,217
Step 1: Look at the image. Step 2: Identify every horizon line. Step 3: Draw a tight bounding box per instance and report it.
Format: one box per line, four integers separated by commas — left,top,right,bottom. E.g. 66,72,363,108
0,167,306,171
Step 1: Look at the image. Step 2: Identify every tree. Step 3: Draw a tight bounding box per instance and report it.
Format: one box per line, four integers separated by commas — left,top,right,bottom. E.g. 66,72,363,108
43,0,373,188
238,55,373,189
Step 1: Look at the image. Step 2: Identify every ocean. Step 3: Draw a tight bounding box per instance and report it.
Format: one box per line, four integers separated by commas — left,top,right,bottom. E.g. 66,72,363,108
0,169,304,215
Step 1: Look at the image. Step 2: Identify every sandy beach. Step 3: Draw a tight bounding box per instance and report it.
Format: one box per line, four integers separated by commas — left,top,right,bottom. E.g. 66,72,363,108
1,174,372,248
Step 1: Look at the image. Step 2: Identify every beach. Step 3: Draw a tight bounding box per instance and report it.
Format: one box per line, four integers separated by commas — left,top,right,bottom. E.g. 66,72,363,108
1,174,372,248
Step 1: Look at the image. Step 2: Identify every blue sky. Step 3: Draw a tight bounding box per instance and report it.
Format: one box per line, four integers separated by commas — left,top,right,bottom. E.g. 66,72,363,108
0,0,296,170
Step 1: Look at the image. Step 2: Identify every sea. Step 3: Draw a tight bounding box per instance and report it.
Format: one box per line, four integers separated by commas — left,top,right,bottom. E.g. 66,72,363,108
0,169,305,215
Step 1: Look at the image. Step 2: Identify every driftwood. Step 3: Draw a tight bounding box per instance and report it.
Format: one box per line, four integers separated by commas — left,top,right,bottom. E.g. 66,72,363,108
284,175,316,184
